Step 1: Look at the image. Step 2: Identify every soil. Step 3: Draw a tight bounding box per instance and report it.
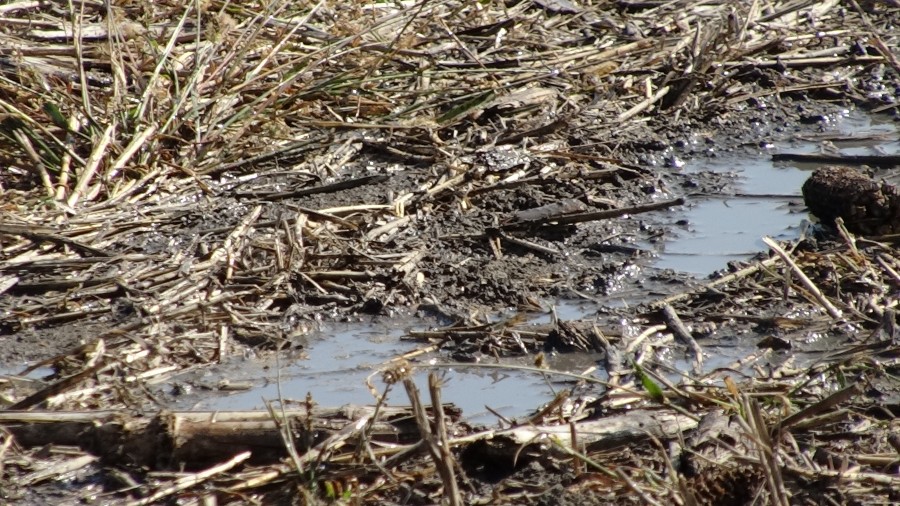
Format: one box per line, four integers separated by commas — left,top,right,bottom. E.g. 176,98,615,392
2,1,900,504
6,99,898,504
0,99,886,367
2,93,897,505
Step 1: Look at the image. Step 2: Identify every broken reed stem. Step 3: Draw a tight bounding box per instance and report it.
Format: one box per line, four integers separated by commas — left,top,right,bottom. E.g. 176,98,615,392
21,454,98,487
650,256,782,309
624,324,668,354
762,236,843,320
739,395,789,506
617,85,670,122
428,373,463,504
616,467,665,506
132,451,251,506
12,129,54,197
68,123,114,207
267,350,305,475
834,217,861,258
780,382,863,430
105,125,157,182
661,304,704,374
403,375,462,506
569,421,583,476
56,115,80,201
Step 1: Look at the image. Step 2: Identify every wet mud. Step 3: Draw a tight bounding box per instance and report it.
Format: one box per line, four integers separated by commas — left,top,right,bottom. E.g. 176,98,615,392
2,1,900,504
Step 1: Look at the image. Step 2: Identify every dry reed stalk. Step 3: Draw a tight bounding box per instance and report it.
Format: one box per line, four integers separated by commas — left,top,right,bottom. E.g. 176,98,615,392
763,236,843,320
0,0,897,503
403,374,462,506
131,451,251,506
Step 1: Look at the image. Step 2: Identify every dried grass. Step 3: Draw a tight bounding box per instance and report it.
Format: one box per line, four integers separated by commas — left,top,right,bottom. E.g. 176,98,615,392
0,0,898,504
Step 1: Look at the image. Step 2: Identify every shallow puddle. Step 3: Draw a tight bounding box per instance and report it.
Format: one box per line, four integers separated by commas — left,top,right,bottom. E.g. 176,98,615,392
161,111,898,426
654,197,803,274
162,316,762,426
162,318,599,425
655,111,900,275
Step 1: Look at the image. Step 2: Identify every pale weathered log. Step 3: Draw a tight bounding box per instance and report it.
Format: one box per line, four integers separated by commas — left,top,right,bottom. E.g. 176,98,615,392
452,408,699,459
0,405,447,467
0,405,697,469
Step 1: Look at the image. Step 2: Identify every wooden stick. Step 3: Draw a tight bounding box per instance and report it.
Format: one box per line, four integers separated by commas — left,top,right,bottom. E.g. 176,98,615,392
132,451,251,506
661,304,704,374
762,236,843,320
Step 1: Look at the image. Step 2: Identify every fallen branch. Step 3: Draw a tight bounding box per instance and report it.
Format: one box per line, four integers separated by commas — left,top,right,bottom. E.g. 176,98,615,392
773,153,900,167
504,197,685,230
762,236,843,320
0,405,457,466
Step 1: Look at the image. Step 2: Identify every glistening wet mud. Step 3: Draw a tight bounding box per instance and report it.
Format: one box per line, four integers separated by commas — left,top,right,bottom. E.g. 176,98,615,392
159,315,599,426
158,111,900,425
2,2,899,503
160,314,770,426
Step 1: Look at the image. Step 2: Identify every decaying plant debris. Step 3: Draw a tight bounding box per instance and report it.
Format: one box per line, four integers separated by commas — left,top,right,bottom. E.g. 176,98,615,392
1,0,899,504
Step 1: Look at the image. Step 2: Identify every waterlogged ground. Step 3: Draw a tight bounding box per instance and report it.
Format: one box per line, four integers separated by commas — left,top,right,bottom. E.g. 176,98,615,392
3,2,900,504
149,110,900,426
4,109,897,426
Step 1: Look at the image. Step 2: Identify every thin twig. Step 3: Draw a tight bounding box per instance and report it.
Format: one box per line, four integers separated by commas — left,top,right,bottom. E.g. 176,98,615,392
763,236,843,320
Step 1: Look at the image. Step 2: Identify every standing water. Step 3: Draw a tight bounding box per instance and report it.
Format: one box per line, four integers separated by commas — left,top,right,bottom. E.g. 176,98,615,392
656,112,899,274
161,111,900,424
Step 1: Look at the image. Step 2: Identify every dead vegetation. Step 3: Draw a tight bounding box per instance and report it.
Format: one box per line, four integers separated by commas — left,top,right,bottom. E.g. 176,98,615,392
1,0,899,504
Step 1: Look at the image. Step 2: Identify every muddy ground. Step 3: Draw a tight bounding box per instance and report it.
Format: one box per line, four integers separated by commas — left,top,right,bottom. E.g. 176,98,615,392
3,98,884,367
2,0,900,504
4,88,896,506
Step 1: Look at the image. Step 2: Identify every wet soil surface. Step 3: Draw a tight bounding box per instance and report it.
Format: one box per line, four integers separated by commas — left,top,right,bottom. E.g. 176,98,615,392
0,102,893,374
3,100,899,506
2,100,892,369
2,2,900,503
